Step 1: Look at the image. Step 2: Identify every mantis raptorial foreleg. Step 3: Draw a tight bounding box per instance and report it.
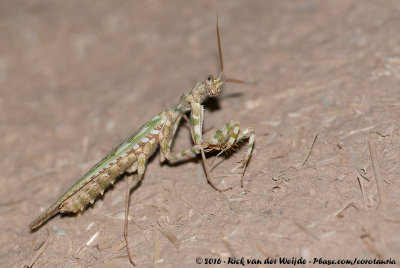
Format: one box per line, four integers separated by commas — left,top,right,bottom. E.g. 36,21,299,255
206,120,256,187
167,119,255,188
125,152,147,265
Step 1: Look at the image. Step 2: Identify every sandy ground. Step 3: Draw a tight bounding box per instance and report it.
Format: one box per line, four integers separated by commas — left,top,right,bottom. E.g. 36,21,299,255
1,1,400,267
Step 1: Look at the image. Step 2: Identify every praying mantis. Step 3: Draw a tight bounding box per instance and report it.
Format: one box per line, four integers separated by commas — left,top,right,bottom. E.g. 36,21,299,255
29,16,255,265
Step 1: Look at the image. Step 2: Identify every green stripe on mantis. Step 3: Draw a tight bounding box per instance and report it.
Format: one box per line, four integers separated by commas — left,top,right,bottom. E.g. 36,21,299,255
52,114,163,209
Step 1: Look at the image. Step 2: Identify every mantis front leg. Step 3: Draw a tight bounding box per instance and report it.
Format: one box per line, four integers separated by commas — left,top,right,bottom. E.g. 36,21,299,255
188,94,241,191
168,119,255,189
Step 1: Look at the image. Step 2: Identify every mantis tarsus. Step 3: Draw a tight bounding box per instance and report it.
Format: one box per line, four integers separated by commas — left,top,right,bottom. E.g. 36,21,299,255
29,16,255,265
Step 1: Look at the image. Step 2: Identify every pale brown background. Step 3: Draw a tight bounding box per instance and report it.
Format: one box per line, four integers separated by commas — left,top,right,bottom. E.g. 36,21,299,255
1,1,400,267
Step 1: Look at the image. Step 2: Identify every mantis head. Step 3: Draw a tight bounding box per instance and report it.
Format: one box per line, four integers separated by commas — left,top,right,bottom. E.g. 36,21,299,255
205,74,223,97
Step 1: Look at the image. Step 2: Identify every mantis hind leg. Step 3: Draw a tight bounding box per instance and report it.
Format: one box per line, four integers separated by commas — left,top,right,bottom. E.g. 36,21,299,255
124,152,146,266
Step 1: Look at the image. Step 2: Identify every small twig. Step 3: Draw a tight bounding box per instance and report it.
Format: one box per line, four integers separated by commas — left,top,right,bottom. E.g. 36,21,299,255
299,133,318,168
173,191,206,216
157,221,180,250
221,232,236,257
292,220,320,241
357,176,368,211
367,139,385,208
152,230,162,263
86,231,99,246
212,174,239,178
333,203,359,218
296,126,305,149
25,230,50,268
349,147,370,181
360,227,383,259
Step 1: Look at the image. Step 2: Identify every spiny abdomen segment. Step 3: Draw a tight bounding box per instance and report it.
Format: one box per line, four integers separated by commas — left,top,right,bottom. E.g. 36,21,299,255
60,154,136,213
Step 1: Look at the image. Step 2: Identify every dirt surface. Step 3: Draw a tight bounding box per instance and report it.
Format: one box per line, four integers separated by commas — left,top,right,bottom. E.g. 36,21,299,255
1,1,400,267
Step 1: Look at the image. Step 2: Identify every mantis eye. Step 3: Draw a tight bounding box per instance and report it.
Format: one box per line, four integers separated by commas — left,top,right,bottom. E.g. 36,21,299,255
205,75,213,85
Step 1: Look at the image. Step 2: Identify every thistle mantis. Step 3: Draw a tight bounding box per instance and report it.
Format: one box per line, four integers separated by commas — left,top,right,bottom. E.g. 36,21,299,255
29,16,255,265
